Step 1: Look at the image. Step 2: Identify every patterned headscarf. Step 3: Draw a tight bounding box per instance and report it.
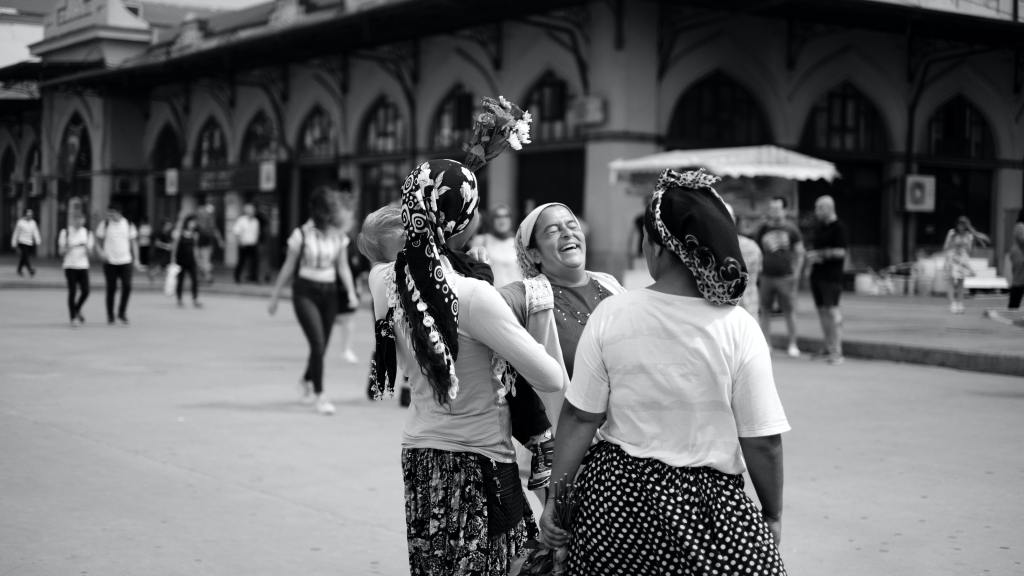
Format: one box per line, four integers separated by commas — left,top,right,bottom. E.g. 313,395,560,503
649,168,748,305
514,202,580,278
393,159,480,404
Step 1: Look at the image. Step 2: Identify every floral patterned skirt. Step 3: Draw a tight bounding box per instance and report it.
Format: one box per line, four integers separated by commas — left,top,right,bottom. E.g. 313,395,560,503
402,447,535,576
569,442,787,576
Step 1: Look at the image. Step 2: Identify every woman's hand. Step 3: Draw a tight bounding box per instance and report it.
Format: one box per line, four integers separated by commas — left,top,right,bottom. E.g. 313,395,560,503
466,246,490,264
268,298,279,316
539,499,569,548
763,514,782,546
347,293,359,309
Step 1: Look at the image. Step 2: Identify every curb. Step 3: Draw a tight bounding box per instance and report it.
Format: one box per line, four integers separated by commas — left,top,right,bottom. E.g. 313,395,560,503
770,334,1024,378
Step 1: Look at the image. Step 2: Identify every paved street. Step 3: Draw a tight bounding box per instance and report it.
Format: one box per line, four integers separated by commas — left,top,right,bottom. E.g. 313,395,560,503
1,288,1023,575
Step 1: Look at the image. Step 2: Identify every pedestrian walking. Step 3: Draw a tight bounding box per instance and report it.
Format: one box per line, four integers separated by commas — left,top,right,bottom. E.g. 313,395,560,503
148,219,174,282
95,203,143,325
373,158,561,576
11,208,41,277
943,215,990,314
470,204,522,289
138,218,153,270
58,213,94,327
726,203,763,318
171,215,202,308
539,168,789,576
232,202,261,283
195,200,223,284
267,186,355,416
756,196,805,356
807,195,848,364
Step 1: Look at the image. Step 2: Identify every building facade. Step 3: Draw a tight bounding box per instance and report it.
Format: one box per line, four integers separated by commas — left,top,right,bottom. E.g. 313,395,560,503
1,0,1022,278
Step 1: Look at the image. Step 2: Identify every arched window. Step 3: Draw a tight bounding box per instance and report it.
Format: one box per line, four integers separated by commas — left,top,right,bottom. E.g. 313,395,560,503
667,72,771,149
194,117,228,168
360,96,407,155
241,111,277,164
298,106,335,158
926,95,995,160
60,114,92,179
24,144,39,180
151,125,182,170
522,71,574,142
801,83,887,154
430,84,475,151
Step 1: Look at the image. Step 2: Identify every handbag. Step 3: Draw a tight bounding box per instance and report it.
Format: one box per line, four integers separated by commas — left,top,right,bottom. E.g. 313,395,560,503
478,455,525,537
163,263,181,296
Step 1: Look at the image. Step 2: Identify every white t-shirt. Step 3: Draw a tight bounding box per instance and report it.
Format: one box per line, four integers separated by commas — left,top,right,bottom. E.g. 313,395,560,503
368,262,392,320
567,289,790,475
233,215,261,246
471,234,522,289
287,222,344,283
97,219,138,265
59,227,94,269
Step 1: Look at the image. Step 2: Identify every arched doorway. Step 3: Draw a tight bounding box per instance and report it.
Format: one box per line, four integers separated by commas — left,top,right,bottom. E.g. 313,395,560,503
667,71,772,149
192,116,230,263
516,71,583,219
150,124,182,226
296,104,337,227
239,110,283,273
58,114,92,229
799,82,889,269
917,95,996,256
357,95,410,219
1,147,16,251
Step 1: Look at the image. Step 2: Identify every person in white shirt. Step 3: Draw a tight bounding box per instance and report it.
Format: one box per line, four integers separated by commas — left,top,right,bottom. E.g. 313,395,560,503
95,203,143,325
232,202,261,283
469,204,522,288
267,187,358,416
11,208,41,277
58,213,94,326
540,169,789,576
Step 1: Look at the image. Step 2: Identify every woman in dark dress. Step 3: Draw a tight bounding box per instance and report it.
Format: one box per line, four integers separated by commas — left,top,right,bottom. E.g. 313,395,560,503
171,215,202,308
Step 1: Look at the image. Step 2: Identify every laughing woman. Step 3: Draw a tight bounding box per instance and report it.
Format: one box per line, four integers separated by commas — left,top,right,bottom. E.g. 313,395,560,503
539,169,790,576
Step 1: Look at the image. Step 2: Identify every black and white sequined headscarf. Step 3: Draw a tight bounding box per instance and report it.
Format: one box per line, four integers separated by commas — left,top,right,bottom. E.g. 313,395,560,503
393,159,480,404
648,168,748,306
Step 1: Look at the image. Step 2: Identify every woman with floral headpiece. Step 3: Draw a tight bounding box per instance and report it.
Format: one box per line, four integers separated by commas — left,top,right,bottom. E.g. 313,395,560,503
538,169,790,575
369,97,564,576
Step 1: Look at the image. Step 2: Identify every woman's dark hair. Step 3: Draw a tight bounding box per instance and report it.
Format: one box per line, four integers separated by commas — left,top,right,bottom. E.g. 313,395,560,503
182,215,197,228
309,185,339,229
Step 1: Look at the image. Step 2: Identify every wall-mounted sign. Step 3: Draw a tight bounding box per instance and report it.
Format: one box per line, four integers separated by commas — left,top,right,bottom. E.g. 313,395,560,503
259,160,276,192
905,174,936,213
165,168,179,195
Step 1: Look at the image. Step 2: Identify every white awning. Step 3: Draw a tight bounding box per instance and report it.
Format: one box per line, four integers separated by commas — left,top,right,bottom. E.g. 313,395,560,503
609,145,840,184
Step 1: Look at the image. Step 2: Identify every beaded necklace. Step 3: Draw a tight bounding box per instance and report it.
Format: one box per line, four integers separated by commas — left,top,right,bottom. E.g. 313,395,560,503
552,277,611,326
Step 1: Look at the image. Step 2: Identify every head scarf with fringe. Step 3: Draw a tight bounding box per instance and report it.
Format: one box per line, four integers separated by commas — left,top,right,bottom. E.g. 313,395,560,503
393,159,480,405
648,168,748,305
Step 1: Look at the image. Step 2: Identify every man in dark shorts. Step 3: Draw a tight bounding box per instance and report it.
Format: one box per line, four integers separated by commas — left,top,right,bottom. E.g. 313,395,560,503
756,196,805,357
807,195,848,365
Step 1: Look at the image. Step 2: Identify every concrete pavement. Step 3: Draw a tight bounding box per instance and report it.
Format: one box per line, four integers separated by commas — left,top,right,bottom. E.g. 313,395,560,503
3,255,1022,377
1,288,1022,575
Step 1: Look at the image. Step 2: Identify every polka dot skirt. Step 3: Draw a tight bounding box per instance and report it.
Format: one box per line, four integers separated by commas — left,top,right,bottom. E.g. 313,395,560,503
568,442,787,576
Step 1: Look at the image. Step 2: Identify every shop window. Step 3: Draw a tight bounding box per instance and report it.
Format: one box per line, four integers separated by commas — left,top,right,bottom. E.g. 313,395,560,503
360,96,407,155
298,105,335,158
926,95,995,160
801,83,887,154
667,71,771,149
430,84,475,151
241,111,277,164
522,71,575,142
194,117,228,168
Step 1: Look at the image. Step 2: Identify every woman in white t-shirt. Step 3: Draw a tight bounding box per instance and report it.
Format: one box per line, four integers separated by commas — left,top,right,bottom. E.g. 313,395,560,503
539,169,790,575
58,213,94,327
268,186,358,416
